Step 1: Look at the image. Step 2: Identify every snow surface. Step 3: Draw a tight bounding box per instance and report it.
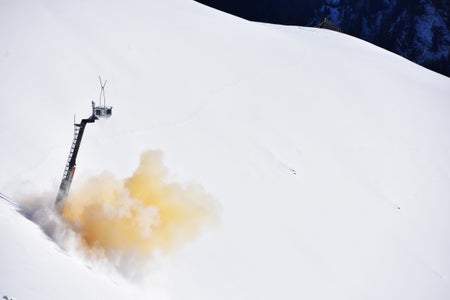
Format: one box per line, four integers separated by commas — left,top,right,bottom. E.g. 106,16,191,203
1,0,450,299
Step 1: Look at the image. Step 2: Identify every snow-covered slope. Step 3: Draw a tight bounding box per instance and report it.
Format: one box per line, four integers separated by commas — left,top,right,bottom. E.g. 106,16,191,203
0,194,167,299
1,0,450,299
195,0,450,76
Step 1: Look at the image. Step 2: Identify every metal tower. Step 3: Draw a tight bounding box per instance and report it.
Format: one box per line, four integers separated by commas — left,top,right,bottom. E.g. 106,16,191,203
55,78,112,206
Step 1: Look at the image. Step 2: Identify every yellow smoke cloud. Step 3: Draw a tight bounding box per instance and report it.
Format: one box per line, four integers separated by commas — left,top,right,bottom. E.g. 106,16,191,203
61,150,218,258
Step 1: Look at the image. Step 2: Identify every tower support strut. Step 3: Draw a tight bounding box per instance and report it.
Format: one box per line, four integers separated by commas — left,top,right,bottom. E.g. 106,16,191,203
55,103,99,206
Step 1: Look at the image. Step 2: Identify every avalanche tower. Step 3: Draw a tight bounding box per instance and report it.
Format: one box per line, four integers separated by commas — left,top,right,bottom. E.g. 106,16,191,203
55,78,112,206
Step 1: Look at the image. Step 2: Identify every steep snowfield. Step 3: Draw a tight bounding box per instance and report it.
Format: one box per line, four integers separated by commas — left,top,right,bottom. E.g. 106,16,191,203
0,194,167,299
1,0,450,299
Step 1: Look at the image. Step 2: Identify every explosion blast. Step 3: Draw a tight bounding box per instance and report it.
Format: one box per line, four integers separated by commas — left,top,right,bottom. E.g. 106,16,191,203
21,150,218,279
62,150,218,256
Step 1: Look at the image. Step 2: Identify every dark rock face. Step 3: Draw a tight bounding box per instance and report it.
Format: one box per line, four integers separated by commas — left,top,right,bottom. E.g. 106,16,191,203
196,0,450,77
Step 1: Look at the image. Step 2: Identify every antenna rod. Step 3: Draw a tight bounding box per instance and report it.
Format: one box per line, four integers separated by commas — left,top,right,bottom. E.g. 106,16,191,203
98,76,108,106
103,80,107,106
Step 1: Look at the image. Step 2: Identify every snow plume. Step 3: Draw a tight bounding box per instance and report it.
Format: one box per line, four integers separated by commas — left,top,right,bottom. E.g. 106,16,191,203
23,150,218,280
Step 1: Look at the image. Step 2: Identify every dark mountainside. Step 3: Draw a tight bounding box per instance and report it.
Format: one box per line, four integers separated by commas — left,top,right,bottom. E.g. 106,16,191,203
196,0,450,77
